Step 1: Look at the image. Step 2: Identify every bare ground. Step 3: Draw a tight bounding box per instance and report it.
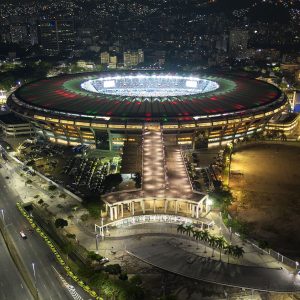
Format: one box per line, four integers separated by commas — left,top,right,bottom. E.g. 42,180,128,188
229,142,300,260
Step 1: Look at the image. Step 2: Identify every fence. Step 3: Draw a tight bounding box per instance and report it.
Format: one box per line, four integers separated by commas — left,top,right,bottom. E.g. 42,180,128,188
247,238,299,270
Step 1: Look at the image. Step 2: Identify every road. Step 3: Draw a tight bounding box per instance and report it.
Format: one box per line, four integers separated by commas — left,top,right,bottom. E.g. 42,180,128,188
0,230,33,300
0,158,87,300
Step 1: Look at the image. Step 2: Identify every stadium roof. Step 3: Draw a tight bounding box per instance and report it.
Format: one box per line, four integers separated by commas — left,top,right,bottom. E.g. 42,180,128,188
14,72,283,120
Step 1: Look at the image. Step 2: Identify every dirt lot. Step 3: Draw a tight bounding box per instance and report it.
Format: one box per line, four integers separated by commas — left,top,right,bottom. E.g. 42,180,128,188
229,142,300,260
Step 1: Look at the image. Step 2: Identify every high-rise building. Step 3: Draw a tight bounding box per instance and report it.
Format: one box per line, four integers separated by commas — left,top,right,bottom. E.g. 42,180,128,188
10,24,28,44
100,51,110,64
39,20,75,55
138,49,144,63
109,55,117,69
229,29,249,55
123,49,144,67
123,51,132,67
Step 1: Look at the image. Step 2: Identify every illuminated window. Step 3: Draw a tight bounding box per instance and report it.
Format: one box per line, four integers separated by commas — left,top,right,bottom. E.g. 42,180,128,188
34,115,45,121
75,121,90,126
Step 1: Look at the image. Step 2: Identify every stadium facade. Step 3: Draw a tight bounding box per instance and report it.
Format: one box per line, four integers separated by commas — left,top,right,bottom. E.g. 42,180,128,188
7,72,289,149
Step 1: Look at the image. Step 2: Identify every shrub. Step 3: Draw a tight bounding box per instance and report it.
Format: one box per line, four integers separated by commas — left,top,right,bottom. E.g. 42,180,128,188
54,218,68,228
66,233,76,239
129,275,142,286
87,251,103,262
48,185,57,191
119,272,128,281
80,214,89,222
105,264,122,275
26,179,33,185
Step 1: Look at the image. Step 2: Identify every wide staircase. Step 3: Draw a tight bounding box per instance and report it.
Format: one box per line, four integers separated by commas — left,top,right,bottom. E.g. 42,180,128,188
142,129,166,198
165,145,193,198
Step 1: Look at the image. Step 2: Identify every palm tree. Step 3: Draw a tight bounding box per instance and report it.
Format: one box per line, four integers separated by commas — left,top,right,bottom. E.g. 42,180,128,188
215,236,227,261
208,235,218,257
193,230,201,249
177,223,185,235
201,230,210,253
185,224,194,237
224,244,234,264
232,245,245,261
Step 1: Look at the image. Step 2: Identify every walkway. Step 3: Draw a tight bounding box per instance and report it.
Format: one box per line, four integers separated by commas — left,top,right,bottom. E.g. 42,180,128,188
126,237,300,292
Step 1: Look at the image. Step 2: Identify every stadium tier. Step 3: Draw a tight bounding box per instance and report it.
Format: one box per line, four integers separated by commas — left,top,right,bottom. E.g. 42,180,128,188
7,72,289,149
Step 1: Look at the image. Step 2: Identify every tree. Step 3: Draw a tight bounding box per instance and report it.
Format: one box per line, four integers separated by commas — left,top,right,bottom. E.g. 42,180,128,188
87,251,103,262
103,173,123,192
224,244,235,264
215,236,227,261
119,272,128,281
129,275,142,286
48,184,57,191
232,245,245,261
201,230,210,253
193,230,202,249
54,218,68,228
105,264,122,275
208,235,218,257
83,201,102,219
176,223,185,235
185,224,194,237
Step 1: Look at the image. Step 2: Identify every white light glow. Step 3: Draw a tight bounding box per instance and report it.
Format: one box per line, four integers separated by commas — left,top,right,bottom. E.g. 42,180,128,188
186,80,197,88
81,74,219,97
103,80,115,88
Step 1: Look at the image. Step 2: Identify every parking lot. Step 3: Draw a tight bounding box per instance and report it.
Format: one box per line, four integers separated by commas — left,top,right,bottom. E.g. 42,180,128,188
16,141,120,200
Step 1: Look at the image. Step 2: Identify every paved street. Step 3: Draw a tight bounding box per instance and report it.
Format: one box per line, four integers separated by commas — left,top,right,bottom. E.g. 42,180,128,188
0,231,33,300
0,158,87,300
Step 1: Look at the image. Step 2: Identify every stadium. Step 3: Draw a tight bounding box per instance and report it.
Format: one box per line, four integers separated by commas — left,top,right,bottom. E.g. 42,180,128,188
7,72,289,149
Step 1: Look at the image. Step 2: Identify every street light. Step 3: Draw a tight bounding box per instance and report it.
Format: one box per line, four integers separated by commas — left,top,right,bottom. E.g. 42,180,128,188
0,209,5,225
207,198,213,206
95,234,100,254
32,262,38,296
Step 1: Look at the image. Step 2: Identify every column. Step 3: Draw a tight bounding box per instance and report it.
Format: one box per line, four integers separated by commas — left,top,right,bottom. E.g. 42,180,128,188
141,200,145,214
164,199,168,213
175,201,178,214
132,201,135,215
153,200,156,213
110,206,114,221
196,205,199,219
121,203,124,218
114,206,118,219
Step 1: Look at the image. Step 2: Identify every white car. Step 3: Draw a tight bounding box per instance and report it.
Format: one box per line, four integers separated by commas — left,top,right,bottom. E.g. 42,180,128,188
20,231,27,239
100,257,109,264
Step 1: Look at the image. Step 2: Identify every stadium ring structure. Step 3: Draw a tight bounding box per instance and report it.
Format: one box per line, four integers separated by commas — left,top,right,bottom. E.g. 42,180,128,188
8,72,289,149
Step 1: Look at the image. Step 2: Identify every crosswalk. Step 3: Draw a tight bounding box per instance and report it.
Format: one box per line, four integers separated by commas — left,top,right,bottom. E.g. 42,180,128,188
52,266,84,300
